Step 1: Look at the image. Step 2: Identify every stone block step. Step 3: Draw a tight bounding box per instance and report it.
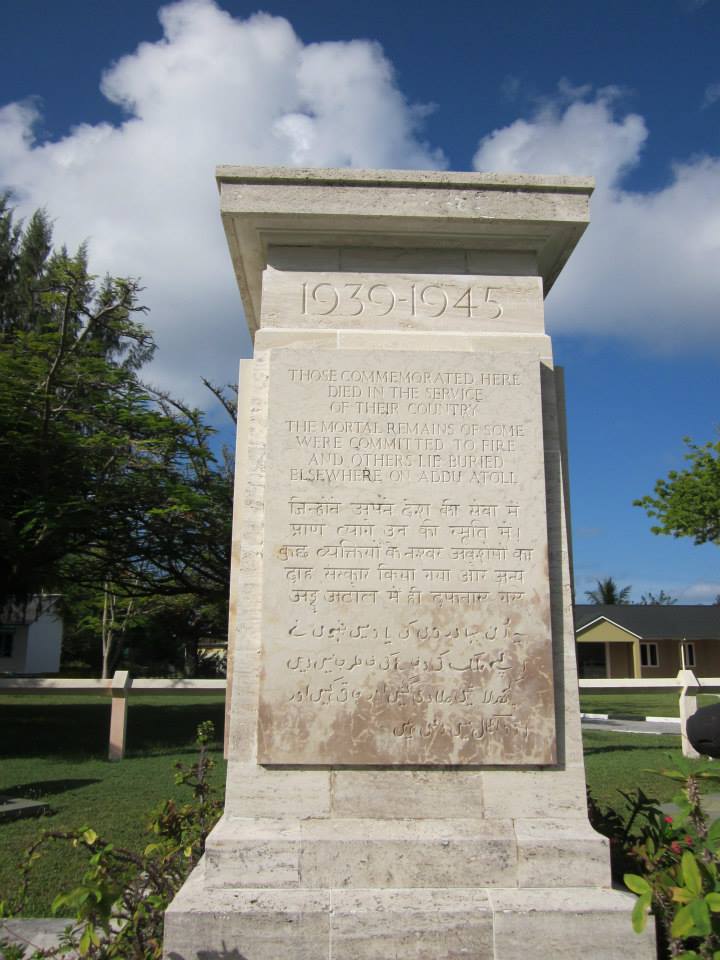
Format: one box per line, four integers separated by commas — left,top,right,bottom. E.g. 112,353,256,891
163,872,655,960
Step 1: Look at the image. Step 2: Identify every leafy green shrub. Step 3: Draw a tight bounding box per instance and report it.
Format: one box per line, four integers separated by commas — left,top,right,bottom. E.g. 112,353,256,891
624,766,720,960
0,721,221,959
590,764,720,959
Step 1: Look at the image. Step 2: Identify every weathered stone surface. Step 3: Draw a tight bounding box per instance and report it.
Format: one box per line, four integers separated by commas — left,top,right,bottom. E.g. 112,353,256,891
261,268,544,334
162,166,653,960
513,818,610,887
331,888,495,959
258,348,556,766
203,817,517,889
163,869,331,960
224,761,331,819
330,768,484,819
488,887,656,959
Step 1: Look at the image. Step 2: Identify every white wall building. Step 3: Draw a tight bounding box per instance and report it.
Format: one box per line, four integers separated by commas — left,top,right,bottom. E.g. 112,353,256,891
0,596,63,674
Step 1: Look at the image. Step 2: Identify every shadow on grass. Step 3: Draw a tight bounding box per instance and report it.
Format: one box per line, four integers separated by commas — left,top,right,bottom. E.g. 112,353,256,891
1,779,101,799
127,702,225,756
584,743,678,756
0,700,226,760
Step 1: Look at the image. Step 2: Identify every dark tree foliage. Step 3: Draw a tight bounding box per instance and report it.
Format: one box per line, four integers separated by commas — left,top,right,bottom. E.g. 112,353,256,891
0,198,233,674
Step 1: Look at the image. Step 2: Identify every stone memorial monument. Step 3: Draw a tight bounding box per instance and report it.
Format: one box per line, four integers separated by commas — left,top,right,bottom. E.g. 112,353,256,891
163,167,655,959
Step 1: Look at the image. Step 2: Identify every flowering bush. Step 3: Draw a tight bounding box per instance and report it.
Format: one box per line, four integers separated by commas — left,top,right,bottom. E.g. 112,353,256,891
623,766,720,960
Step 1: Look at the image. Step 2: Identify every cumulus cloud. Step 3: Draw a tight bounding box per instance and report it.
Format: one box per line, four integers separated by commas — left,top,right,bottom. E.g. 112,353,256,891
680,581,720,603
3,7,720,401
0,0,445,403
473,88,720,350
703,82,720,108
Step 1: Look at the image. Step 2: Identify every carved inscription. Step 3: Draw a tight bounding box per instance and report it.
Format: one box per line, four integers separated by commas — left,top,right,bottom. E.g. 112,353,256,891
259,349,557,765
301,280,503,320
261,271,545,333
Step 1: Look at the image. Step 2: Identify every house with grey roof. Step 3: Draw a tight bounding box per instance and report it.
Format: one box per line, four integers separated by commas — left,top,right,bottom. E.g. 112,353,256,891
574,604,720,679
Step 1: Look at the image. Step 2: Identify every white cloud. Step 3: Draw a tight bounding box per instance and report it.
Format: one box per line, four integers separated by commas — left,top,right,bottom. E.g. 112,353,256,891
0,0,445,403
703,82,720,108
4,10,720,400
680,581,720,603
473,88,720,350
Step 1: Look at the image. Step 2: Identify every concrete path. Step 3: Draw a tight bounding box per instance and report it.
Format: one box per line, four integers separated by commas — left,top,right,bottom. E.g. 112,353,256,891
0,919,76,957
582,715,681,736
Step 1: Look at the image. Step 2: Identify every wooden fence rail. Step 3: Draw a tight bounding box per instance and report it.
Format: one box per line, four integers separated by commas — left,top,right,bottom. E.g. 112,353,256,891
3,669,720,760
580,669,720,758
0,671,226,760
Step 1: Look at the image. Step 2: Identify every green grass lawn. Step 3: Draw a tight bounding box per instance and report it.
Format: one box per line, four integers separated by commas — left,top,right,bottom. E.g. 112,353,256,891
0,693,227,917
580,691,720,719
583,727,720,808
3,692,720,918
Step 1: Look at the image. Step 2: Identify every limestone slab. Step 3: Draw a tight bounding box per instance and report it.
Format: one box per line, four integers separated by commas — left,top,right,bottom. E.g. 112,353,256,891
513,818,610,887
488,887,656,959
331,888,494,959
330,768,484,819
163,869,330,960
203,819,301,888
298,818,517,889
203,818,517,890
258,348,556,766
261,269,544,334
225,762,331,819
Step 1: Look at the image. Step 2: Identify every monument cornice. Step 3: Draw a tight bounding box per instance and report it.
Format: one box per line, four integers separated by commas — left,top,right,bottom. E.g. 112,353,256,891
216,165,593,336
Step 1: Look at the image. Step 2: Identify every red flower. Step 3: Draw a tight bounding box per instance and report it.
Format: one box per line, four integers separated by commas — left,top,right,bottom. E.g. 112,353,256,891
663,816,673,824
670,841,682,855
685,836,693,845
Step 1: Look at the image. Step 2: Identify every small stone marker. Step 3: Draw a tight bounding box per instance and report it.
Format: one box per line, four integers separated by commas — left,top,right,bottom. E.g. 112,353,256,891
163,168,655,960
0,795,49,822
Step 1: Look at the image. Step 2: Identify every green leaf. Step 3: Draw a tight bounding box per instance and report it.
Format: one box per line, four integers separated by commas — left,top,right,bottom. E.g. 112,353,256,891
625,874,651,896
82,829,97,846
673,886,693,904
78,927,92,956
672,904,697,938
631,892,651,933
708,819,720,847
689,898,712,936
705,892,720,912
51,893,68,915
656,768,689,783
682,851,703,897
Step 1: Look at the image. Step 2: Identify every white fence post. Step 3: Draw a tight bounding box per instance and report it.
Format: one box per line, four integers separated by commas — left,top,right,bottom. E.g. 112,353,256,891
678,668,701,759
109,670,131,761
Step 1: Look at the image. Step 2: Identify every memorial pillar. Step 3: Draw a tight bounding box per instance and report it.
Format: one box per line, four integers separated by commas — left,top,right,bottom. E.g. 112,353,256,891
163,167,654,960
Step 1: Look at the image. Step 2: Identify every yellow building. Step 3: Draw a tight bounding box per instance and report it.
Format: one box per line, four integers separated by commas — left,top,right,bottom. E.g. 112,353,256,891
575,604,720,679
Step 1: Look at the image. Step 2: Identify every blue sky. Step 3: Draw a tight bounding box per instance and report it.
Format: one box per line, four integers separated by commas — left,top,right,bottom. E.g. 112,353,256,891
2,0,719,603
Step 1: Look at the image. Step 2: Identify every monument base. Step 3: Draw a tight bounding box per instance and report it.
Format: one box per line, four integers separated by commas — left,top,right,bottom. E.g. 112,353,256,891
163,814,655,960
164,861,653,959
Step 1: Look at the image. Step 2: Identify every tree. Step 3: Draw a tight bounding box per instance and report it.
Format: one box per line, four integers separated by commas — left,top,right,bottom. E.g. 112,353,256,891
0,199,233,674
634,435,720,546
639,590,677,605
585,576,632,604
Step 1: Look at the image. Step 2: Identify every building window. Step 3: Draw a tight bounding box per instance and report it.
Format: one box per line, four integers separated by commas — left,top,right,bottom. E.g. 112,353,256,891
682,642,696,669
640,642,659,668
0,628,14,658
